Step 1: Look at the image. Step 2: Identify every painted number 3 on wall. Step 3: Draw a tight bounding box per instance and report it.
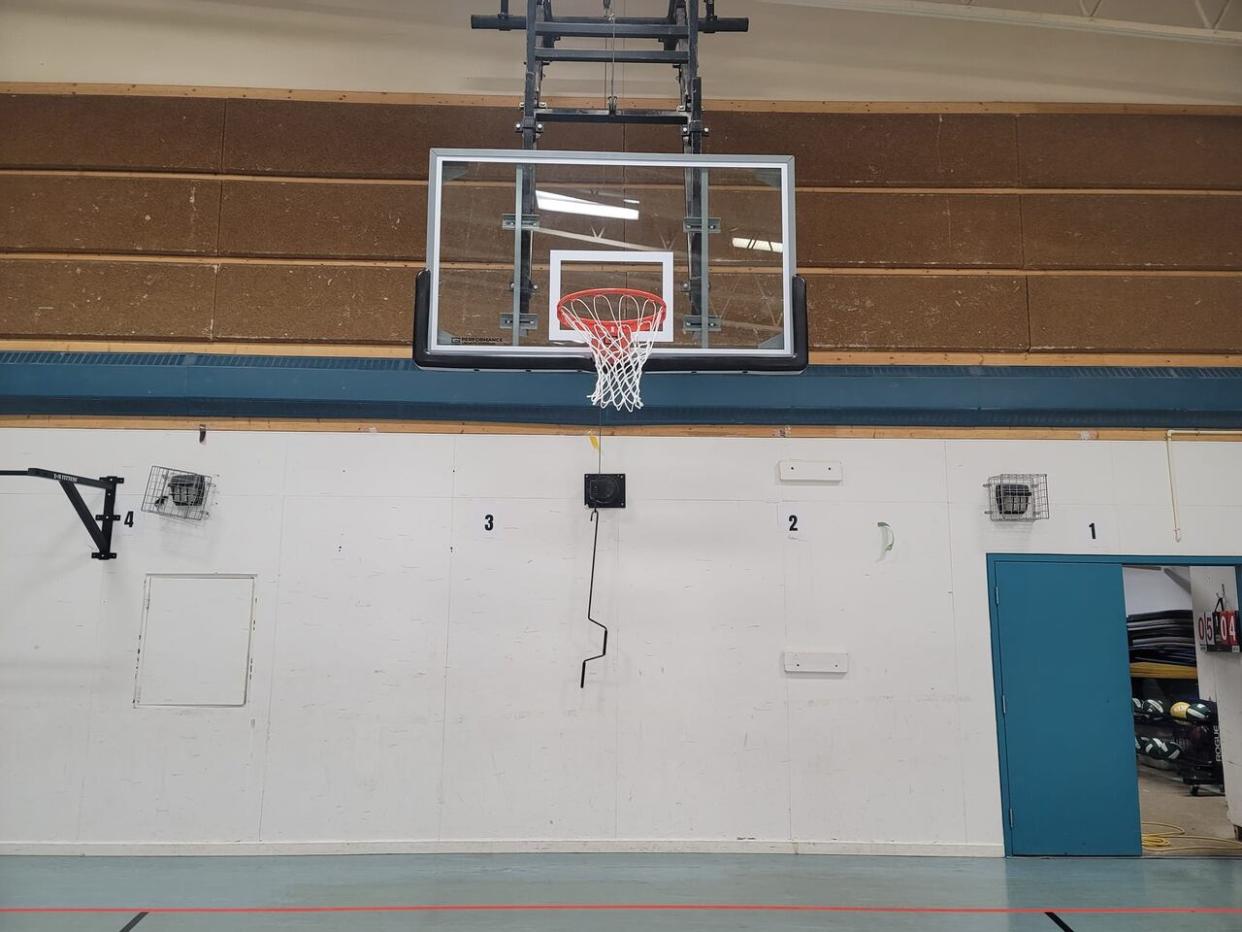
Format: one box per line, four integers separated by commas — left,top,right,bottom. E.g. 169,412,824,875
484,514,494,531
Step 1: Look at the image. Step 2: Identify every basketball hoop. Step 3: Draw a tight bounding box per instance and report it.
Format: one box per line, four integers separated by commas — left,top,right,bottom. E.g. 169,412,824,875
557,287,666,412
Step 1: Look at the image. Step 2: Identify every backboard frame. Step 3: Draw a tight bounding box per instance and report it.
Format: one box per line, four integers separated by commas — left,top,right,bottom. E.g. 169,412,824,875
414,148,807,373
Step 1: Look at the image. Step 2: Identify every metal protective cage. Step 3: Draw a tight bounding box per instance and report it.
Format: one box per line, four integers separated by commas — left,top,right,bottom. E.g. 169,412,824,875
984,474,1049,522
141,466,212,521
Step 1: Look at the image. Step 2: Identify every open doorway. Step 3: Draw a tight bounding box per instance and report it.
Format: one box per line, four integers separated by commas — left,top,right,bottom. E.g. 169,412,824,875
1123,565,1241,856
990,554,1242,856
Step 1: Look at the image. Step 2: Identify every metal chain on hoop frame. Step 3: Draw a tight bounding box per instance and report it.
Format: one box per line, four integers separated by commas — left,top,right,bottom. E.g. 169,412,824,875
603,0,618,114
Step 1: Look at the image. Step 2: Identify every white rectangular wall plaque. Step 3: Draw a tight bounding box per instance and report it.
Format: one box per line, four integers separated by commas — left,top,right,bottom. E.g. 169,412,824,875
783,651,849,674
778,460,842,483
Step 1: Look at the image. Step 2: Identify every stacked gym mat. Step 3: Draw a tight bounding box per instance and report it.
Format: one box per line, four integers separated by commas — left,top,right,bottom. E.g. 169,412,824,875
1127,610,1196,668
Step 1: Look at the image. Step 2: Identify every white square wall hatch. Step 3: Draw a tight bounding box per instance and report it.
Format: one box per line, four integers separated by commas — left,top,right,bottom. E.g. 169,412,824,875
134,574,256,707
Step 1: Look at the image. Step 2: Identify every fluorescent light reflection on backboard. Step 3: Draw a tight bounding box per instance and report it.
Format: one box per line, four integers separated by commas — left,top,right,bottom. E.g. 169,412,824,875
535,190,640,220
731,236,784,253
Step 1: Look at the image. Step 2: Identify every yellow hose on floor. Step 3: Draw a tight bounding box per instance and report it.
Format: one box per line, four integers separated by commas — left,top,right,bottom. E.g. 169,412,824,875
1141,820,1242,854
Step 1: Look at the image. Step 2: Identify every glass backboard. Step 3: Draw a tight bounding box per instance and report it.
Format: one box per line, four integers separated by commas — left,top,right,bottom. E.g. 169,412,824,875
415,149,805,371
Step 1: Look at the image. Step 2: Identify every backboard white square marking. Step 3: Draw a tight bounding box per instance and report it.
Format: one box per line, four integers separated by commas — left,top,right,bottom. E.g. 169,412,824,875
548,249,675,343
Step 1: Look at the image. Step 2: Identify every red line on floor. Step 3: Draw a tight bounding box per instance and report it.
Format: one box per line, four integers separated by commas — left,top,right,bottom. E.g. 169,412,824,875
3,905,1242,914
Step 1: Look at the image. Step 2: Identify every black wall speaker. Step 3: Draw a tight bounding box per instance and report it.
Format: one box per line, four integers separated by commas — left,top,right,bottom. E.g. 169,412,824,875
584,473,626,508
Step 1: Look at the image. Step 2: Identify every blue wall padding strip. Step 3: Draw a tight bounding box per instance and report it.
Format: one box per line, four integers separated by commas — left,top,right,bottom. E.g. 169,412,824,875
1,352,1241,428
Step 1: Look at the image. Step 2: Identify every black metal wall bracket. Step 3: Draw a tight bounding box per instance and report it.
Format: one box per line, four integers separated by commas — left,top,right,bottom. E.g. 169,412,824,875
0,468,124,559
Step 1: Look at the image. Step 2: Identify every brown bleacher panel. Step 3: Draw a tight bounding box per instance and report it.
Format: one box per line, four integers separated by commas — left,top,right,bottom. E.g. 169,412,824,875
214,264,416,343
700,112,1020,187
0,175,221,255
1029,275,1242,352
224,100,509,178
0,94,225,172
434,268,788,352
619,185,784,266
1022,195,1242,270
440,183,529,265
223,99,623,178
702,272,791,349
436,267,544,345
439,175,649,265
537,121,626,154
1018,114,1242,189
797,193,1022,267
0,259,215,339
218,181,425,260
1,92,1239,358
809,274,1029,351
620,120,683,155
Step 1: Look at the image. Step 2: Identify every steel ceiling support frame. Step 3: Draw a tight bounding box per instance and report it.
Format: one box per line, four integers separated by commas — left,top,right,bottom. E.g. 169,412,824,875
0,467,124,559
471,1,748,339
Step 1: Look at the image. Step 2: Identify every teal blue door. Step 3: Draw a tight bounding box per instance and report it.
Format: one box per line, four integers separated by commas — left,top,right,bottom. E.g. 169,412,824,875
993,560,1141,856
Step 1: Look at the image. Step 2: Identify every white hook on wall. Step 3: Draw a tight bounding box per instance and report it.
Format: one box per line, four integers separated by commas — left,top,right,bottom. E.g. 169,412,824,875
877,521,894,561
1165,428,1242,542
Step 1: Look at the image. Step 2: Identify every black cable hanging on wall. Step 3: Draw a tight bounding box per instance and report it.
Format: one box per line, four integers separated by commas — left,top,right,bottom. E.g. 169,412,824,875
579,508,608,688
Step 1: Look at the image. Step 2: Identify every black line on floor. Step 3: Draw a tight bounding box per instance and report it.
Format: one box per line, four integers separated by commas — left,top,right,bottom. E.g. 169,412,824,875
117,912,148,932
1045,912,1076,932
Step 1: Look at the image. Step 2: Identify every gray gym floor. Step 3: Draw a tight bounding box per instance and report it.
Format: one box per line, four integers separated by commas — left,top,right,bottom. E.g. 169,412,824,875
3,853,1242,932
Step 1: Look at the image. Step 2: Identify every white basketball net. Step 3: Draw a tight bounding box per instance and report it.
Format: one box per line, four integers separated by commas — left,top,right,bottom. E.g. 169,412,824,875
558,289,666,412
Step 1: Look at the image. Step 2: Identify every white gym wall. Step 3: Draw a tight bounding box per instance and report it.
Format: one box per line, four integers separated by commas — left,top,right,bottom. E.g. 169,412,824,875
1,0,1239,103
3,427,1241,855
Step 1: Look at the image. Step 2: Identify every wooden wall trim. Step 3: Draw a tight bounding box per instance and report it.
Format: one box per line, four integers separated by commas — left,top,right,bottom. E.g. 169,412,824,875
0,252,426,268
0,168,433,186
3,83,1241,116
5,252,1242,278
809,351,1242,367
3,414,1241,442
5,169,1241,198
4,338,1241,368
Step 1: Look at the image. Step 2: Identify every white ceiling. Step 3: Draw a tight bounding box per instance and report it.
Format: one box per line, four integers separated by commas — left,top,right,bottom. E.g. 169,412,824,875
0,0,1239,102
